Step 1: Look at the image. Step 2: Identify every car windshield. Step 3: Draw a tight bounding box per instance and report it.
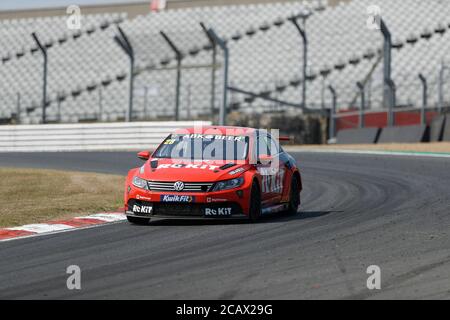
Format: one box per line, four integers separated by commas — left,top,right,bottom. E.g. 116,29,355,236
154,134,249,161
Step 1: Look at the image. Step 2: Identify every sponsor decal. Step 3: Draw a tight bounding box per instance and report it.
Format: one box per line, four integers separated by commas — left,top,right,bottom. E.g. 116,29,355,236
136,194,152,201
261,168,285,194
229,167,245,175
157,163,220,171
132,204,153,214
174,133,245,141
160,195,195,203
206,197,228,203
205,207,232,216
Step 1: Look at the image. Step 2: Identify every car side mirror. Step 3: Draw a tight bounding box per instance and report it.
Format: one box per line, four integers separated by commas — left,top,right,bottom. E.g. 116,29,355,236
258,154,273,165
137,151,150,161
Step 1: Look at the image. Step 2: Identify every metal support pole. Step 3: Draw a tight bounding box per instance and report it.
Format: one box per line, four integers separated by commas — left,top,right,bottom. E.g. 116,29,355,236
419,73,427,125
289,14,310,109
187,84,192,119
228,86,304,109
32,32,48,124
357,81,365,128
321,76,325,110
386,78,396,126
380,19,393,122
206,27,229,126
143,86,148,119
57,95,62,122
114,26,134,122
200,22,217,120
98,87,103,121
16,92,21,124
438,62,448,114
161,31,183,121
328,85,337,140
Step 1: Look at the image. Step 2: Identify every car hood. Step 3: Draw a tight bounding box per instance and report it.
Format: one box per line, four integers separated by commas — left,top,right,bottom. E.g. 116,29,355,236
139,158,250,182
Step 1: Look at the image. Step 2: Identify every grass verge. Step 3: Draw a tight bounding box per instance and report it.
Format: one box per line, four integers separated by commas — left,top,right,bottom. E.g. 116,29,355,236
0,167,124,228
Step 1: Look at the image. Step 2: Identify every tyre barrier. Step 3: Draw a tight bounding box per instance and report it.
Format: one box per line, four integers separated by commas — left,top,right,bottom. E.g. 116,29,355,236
336,127,380,144
377,124,428,143
443,114,450,142
430,115,446,142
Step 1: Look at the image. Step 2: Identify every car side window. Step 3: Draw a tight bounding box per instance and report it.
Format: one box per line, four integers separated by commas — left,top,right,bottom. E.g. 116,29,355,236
266,135,280,156
255,131,280,156
256,132,270,157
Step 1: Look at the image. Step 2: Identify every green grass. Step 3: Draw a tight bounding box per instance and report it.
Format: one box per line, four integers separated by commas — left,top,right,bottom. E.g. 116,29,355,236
0,168,124,227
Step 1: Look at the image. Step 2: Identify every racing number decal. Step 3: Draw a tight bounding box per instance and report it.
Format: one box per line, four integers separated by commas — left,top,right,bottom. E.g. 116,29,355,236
164,139,176,145
261,168,285,194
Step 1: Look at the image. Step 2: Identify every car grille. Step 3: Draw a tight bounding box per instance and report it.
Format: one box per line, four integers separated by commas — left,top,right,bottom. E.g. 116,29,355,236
148,181,214,192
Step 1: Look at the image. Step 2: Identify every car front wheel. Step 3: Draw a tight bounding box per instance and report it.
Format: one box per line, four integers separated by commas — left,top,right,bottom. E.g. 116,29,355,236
287,175,300,215
249,180,262,222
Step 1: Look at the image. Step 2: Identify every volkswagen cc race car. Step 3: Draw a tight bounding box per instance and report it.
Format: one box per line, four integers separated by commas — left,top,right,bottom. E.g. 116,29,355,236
124,126,302,224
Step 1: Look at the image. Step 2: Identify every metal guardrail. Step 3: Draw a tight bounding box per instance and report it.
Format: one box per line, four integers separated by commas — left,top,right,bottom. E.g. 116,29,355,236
0,121,211,152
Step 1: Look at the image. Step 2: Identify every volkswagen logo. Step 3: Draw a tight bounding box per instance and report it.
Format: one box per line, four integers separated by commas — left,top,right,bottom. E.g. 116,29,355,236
173,181,185,192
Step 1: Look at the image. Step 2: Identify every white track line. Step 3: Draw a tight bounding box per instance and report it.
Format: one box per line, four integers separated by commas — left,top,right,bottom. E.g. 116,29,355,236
287,148,450,159
7,223,75,233
74,213,127,222
0,220,126,243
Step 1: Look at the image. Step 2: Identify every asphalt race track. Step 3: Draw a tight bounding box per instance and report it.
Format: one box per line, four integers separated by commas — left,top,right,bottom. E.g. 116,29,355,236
0,152,449,299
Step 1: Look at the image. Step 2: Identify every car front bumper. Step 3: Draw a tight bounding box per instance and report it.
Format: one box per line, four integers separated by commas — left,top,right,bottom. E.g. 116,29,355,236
126,198,248,220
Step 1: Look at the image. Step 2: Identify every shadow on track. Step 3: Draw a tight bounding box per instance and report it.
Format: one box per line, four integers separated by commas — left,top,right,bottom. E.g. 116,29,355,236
134,210,341,227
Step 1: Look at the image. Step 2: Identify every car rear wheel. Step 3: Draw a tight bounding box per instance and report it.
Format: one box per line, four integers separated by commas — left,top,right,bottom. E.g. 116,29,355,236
127,216,150,225
287,175,300,215
249,180,262,222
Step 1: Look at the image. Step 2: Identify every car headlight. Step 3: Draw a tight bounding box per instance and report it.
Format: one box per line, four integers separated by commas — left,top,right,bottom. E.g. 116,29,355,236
211,177,244,191
132,176,149,190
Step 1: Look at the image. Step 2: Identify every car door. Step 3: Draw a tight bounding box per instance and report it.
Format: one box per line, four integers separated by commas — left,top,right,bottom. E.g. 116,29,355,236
256,131,285,206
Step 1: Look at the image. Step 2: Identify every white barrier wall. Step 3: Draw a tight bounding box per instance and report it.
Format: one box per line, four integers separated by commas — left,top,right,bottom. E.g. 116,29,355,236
0,121,212,152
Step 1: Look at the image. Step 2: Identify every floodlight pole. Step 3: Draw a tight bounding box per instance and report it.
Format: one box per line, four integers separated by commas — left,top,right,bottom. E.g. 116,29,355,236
328,85,337,140
380,19,395,126
161,31,183,121
114,26,134,122
200,22,217,121
419,73,427,125
289,11,311,110
206,27,229,126
356,81,365,128
32,32,48,124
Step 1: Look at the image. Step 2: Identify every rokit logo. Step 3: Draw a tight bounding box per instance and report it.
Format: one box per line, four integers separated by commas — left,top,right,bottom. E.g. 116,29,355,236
161,195,194,202
205,207,232,216
132,205,152,214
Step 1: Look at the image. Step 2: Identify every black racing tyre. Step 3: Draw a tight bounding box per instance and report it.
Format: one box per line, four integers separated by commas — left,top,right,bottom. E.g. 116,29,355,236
127,216,150,225
287,175,300,215
249,180,262,222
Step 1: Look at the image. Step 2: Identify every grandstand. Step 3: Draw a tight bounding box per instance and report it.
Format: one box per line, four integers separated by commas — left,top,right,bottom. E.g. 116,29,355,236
0,0,450,127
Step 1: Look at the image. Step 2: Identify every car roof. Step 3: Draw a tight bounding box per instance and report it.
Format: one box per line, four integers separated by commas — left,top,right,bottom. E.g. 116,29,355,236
174,126,257,136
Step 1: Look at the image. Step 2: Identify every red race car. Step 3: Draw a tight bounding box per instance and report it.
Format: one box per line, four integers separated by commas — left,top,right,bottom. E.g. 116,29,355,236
124,126,302,224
